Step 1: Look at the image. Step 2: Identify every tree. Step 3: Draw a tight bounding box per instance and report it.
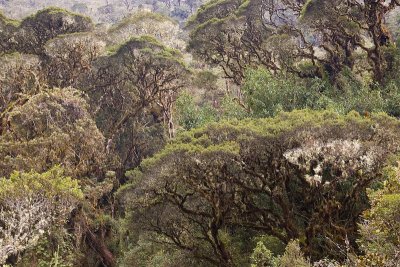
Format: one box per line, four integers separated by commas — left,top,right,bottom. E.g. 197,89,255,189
301,0,400,83
120,110,400,265
0,12,19,54
241,68,321,117
84,36,189,172
0,87,106,178
250,240,311,267
186,0,204,13
0,7,93,55
240,66,391,117
251,241,275,267
44,32,106,88
188,0,400,84
357,162,400,266
0,53,43,114
107,11,184,50
187,0,314,84
175,92,218,130
72,3,89,14
0,167,83,265
187,0,250,84
278,240,311,267
121,0,135,12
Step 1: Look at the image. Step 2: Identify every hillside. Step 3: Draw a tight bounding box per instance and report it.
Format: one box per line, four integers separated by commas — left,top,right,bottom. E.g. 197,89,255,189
1,1,400,267
0,0,205,23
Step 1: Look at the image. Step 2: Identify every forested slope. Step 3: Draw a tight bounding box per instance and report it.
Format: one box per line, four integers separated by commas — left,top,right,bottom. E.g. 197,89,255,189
1,1,400,267
0,0,206,23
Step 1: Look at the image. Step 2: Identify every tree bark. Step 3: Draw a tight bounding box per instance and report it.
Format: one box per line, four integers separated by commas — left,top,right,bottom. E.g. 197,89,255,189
86,228,116,267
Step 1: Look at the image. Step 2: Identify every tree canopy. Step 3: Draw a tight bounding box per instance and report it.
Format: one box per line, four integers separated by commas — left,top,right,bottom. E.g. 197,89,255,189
120,110,400,265
2,2,400,267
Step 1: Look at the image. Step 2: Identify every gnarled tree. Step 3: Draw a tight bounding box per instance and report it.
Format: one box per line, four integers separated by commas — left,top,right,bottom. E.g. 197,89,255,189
0,167,83,265
0,87,106,178
84,36,190,172
121,110,400,265
0,7,93,55
188,0,400,84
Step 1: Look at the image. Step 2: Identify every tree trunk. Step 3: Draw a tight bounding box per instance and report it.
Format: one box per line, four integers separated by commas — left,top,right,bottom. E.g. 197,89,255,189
86,230,116,267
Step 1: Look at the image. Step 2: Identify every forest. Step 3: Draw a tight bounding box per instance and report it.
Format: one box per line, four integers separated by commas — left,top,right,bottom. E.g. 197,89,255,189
1,0,400,266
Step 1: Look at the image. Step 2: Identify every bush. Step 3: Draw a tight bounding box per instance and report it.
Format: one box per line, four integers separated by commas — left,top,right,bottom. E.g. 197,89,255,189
278,240,311,267
251,241,275,267
242,67,391,117
357,163,400,266
175,92,217,130
0,167,82,264
242,68,320,118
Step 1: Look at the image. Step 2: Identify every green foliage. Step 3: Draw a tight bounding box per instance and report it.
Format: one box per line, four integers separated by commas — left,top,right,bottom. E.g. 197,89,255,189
110,11,177,33
122,109,400,265
326,68,386,114
175,92,218,130
187,0,239,26
251,241,276,267
278,240,311,267
383,81,400,117
250,240,311,267
117,232,202,267
11,7,93,54
357,163,400,266
193,70,219,90
17,232,81,267
0,167,83,264
23,6,91,21
220,96,249,120
0,87,106,178
3,3,400,266
242,68,320,117
0,166,83,200
241,67,399,117
0,11,20,27
108,35,163,56
253,235,286,257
